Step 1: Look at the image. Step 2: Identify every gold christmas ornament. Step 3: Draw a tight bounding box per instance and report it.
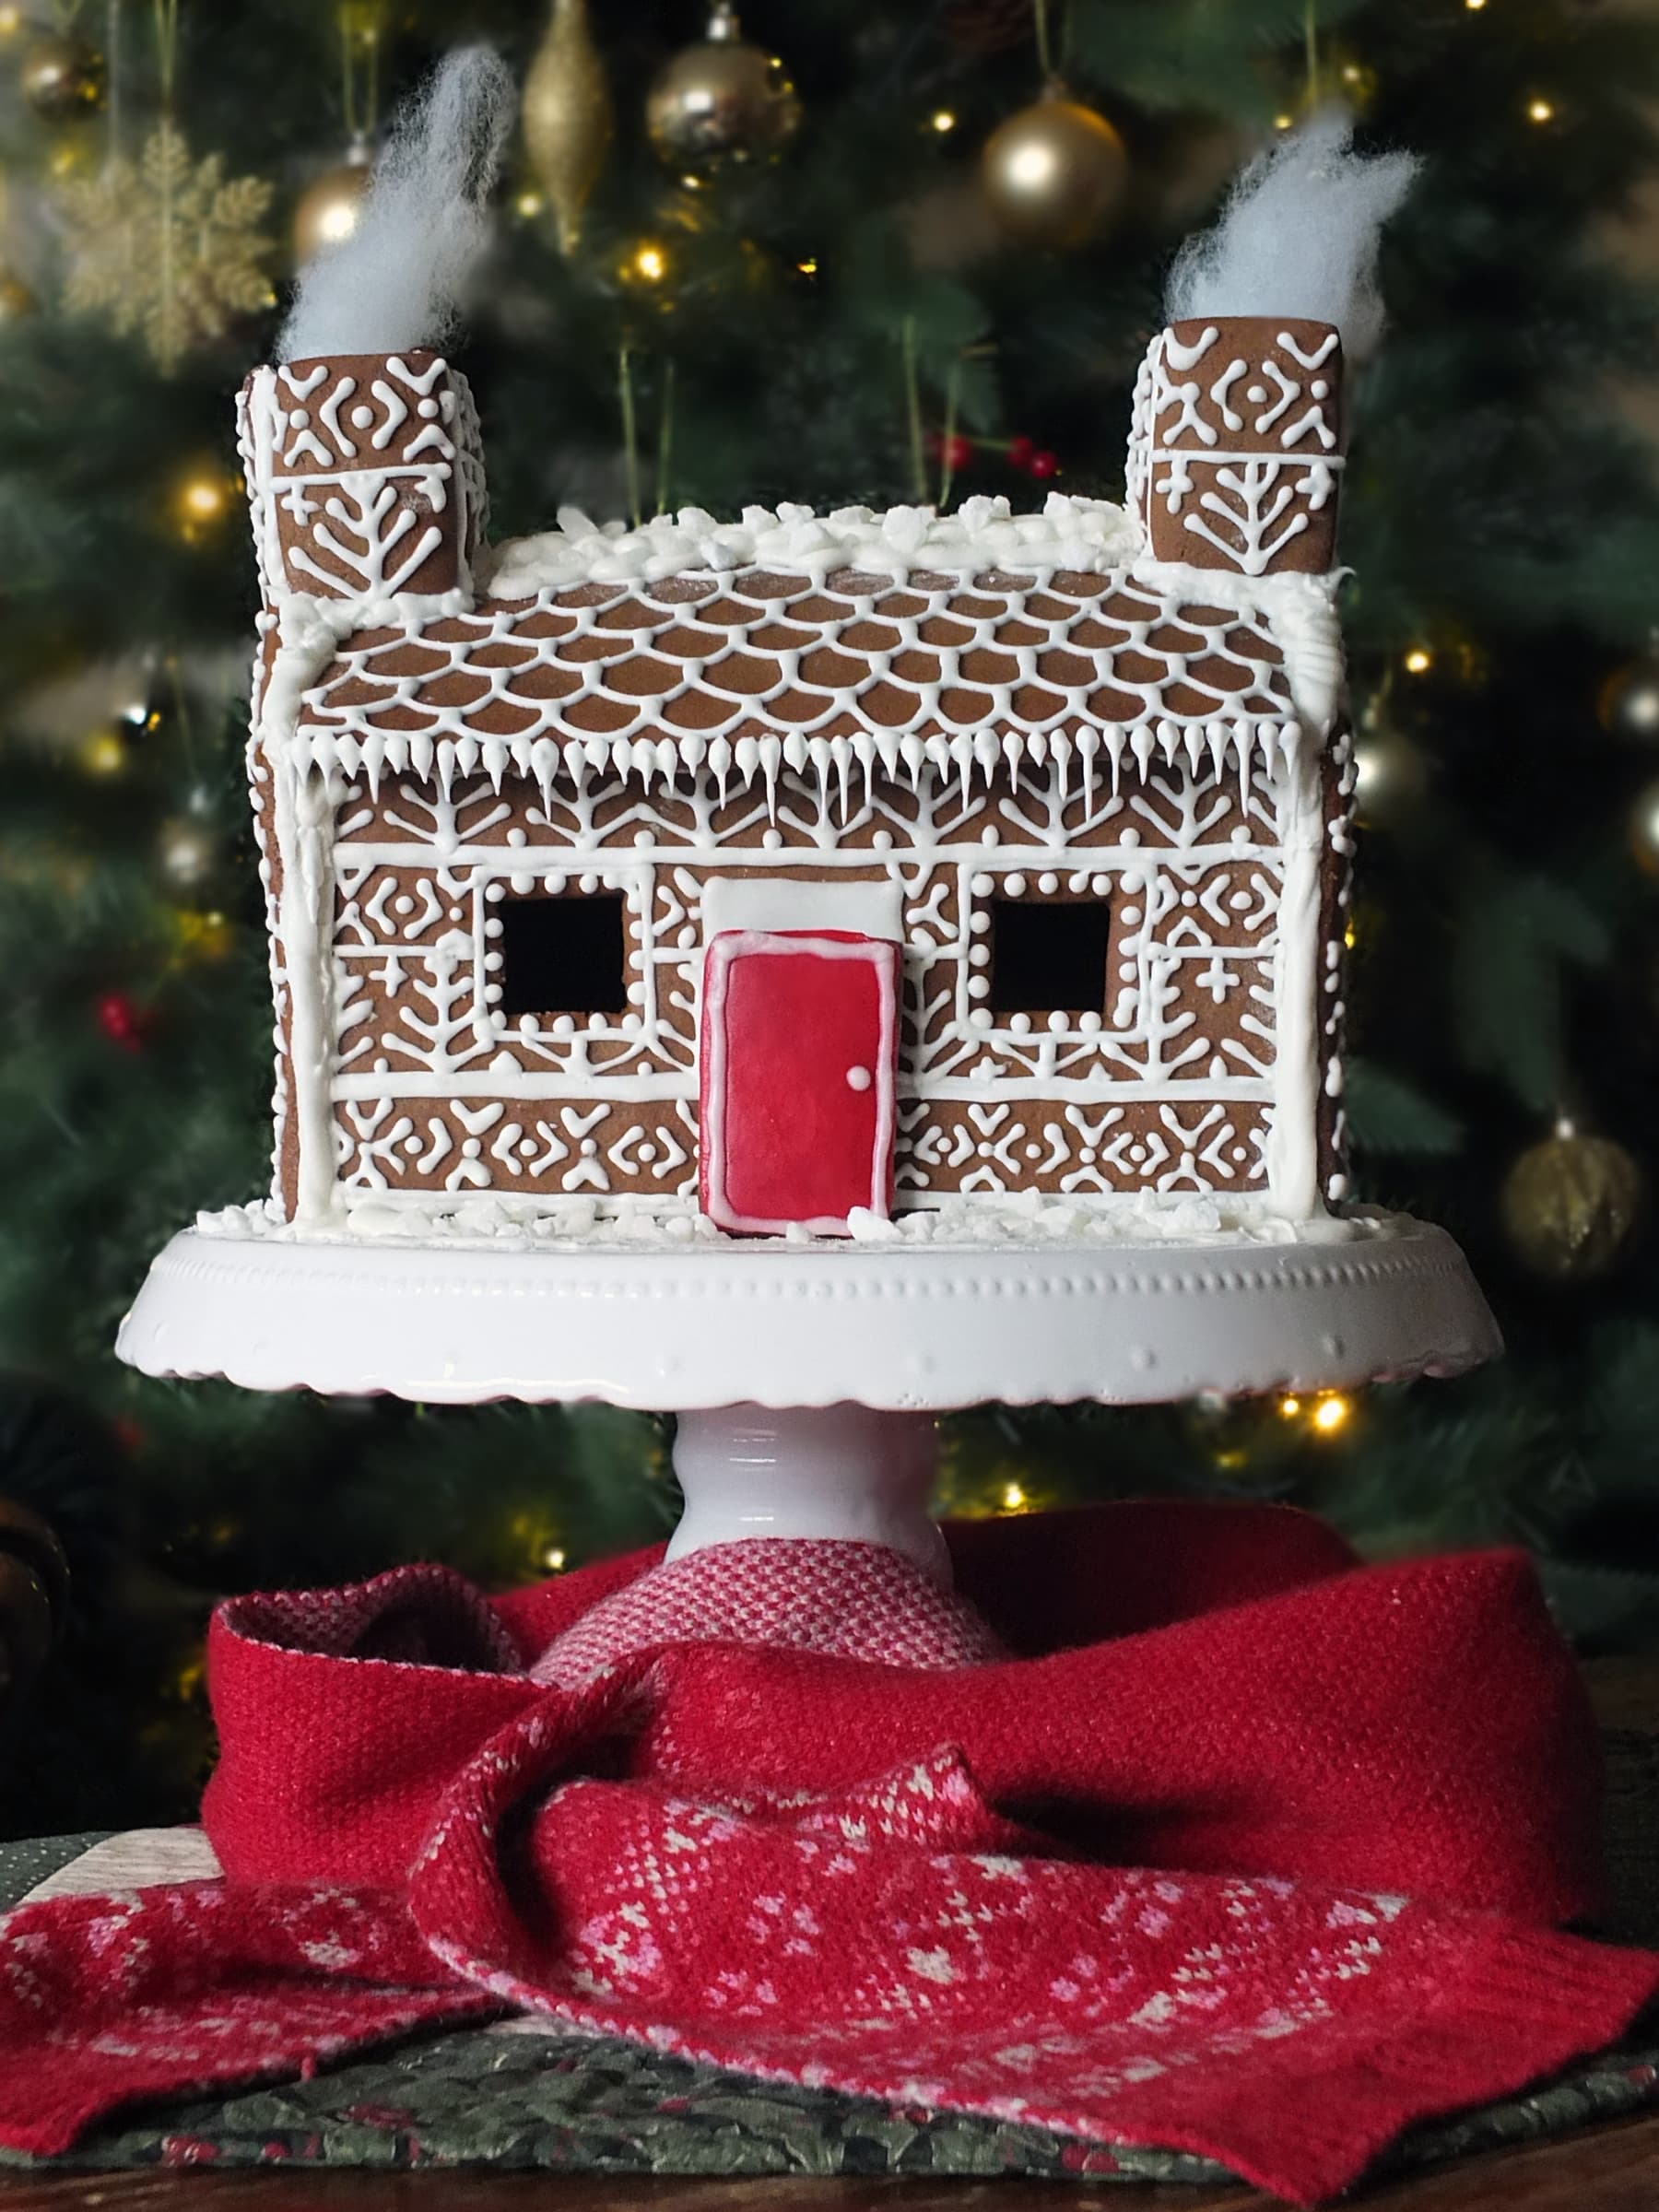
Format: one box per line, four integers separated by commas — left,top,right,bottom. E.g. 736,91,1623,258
59,124,276,372
292,135,372,264
1630,776,1659,875
981,84,1127,253
20,29,104,121
0,265,35,322
1351,699,1430,830
522,0,614,256
646,3,802,179
1500,1124,1645,1282
1599,643,1659,746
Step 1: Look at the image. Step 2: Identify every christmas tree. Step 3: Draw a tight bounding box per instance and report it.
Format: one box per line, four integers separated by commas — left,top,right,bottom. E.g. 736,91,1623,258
3,0,1659,1831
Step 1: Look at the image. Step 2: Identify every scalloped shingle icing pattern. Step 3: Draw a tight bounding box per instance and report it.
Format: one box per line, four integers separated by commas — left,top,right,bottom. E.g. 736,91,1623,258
290,566,1300,800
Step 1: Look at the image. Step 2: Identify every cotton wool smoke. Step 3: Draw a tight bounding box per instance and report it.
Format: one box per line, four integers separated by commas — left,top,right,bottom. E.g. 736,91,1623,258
279,46,515,362
1167,106,1420,364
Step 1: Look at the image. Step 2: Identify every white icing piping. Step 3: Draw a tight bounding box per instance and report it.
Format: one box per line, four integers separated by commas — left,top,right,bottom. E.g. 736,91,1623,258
1126,559,1343,736
281,716,1298,818
260,587,472,1221
241,358,481,605
1261,727,1324,1217
271,749,341,1223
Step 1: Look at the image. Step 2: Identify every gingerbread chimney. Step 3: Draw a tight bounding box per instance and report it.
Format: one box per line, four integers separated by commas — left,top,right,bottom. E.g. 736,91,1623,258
1126,315,1344,578
237,349,488,608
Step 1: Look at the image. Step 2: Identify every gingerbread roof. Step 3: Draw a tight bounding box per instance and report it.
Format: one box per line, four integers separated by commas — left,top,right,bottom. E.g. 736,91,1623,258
287,528,1332,808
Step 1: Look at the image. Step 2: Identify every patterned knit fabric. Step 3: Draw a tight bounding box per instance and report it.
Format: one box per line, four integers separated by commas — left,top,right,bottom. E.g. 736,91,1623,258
0,1504,1654,2210
530,1539,1006,1686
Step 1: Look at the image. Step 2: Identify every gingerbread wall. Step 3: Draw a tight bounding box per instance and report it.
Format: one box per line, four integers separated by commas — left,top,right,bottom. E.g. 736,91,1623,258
258,729,1347,1218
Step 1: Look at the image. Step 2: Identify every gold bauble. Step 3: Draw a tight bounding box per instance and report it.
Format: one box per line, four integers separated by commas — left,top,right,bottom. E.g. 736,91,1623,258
981,86,1127,253
292,139,372,265
20,29,104,122
1500,1126,1645,1282
1599,648,1659,746
646,4,801,179
1351,701,1430,830
0,266,35,322
1631,777,1659,875
522,0,614,256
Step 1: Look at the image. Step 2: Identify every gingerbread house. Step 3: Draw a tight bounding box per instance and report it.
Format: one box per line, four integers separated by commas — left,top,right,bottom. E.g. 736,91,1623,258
237,316,1354,1244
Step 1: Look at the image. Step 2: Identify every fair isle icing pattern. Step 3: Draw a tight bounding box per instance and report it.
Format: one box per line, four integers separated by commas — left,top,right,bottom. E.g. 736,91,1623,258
309,738,1316,1213
1128,321,1345,576
235,332,1352,1240
238,353,488,606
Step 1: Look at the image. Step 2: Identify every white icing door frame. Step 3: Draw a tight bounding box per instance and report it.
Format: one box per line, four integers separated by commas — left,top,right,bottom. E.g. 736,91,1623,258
700,873,904,945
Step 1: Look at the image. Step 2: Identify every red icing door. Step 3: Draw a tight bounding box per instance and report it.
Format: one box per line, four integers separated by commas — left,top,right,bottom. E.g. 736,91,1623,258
700,929,900,1237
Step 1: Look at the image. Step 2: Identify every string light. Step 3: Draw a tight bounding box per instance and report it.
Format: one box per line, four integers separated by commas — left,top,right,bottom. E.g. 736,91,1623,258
625,241,668,284
1465,0,1487,10
931,109,957,134
538,1543,567,1572
78,728,126,776
1403,646,1432,675
1001,1480,1029,1511
1273,112,1296,131
176,471,231,538
1526,98,1555,124
515,188,545,219
172,909,234,963
796,255,818,275
1275,1391,1357,1437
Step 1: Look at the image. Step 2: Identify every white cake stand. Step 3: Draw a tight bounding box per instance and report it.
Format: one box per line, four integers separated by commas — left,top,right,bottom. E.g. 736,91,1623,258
117,1213,1500,1586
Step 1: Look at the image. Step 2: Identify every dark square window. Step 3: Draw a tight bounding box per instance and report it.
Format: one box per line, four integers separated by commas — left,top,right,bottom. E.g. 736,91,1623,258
988,897,1112,1015
498,893,628,1018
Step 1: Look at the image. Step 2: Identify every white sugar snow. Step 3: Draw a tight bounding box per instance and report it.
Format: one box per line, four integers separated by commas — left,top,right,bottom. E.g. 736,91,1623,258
485,492,1141,598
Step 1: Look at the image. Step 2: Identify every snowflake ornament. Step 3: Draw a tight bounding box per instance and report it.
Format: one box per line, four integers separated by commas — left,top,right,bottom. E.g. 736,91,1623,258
60,124,276,372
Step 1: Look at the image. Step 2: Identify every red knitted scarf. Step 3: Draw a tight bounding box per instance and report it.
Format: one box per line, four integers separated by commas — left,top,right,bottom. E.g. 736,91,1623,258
0,1501,1653,2207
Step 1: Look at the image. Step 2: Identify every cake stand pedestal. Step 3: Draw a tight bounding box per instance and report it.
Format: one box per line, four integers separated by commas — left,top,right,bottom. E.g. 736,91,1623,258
118,1214,1500,1586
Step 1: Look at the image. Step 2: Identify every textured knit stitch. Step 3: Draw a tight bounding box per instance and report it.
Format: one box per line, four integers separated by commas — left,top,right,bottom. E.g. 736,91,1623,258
0,1503,1653,2210
529,1539,1006,1686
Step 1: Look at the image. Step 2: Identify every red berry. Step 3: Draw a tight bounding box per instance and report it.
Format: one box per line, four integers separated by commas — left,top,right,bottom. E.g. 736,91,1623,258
1006,434,1035,470
97,992,142,1050
1028,448,1060,480
940,432,973,473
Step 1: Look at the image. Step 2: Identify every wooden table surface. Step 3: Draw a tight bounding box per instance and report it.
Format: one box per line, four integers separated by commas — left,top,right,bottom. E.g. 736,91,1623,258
4,2119,1659,2212
1,1664,1654,2210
